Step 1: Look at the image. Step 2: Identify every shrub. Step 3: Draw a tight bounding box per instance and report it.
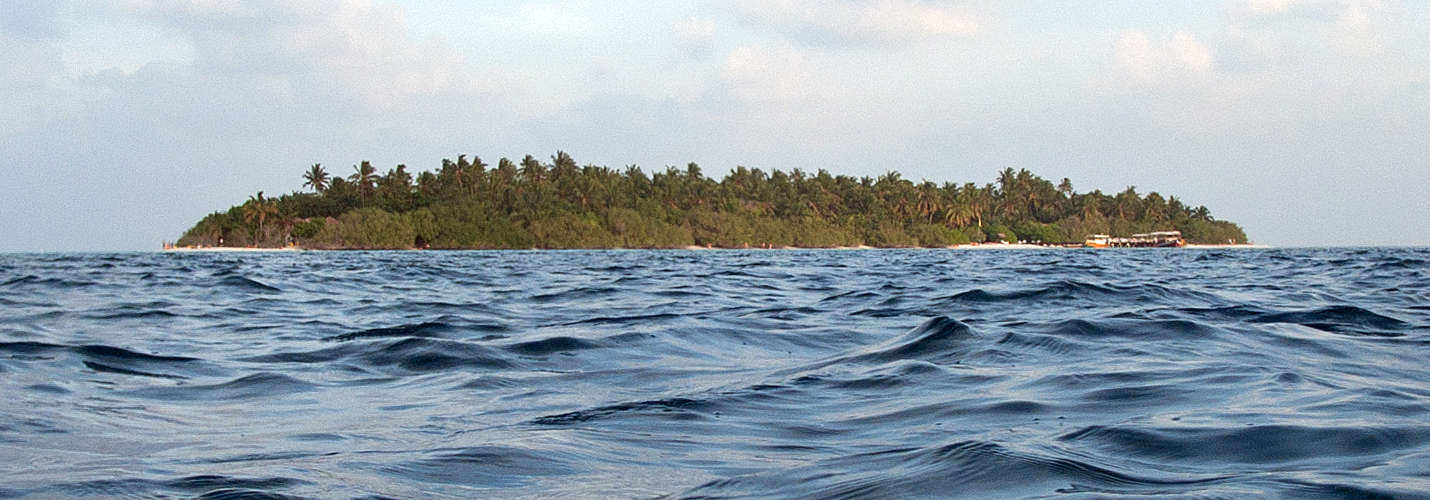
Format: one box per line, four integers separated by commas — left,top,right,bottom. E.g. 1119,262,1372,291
291,219,325,239
528,213,620,248
982,223,1017,243
607,208,695,248
790,218,861,248
336,207,415,249
908,224,964,247
1013,222,1064,244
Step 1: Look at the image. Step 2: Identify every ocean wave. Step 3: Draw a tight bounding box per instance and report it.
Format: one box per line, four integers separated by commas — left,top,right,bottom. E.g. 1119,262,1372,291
0,341,222,381
378,446,577,488
1249,305,1411,336
125,372,318,401
218,275,283,293
5,248,1430,498
322,322,455,342
1060,424,1430,464
245,337,518,374
670,440,1230,499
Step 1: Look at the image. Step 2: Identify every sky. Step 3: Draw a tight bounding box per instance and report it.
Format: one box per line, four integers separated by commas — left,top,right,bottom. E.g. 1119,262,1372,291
1,0,1427,251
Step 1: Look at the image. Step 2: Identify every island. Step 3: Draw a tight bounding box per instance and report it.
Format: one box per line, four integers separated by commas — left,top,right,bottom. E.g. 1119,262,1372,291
175,152,1248,250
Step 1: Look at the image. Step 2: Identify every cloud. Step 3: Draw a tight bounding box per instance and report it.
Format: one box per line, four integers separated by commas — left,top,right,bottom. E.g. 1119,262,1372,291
3,0,1428,250
726,0,981,47
108,0,471,103
718,44,820,101
0,0,519,251
1099,0,1416,101
1237,0,1382,23
1111,30,1213,87
1220,0,1392,70
1073,0,1430,246
11,0,530,154
0,0,82,133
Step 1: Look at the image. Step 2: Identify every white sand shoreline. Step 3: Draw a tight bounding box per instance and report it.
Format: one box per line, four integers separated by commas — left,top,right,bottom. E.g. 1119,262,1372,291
163,244,1268,252
163,246,302,252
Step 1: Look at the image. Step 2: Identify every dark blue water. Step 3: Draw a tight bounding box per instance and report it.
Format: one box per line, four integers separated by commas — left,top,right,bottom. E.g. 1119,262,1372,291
2,248,1429,499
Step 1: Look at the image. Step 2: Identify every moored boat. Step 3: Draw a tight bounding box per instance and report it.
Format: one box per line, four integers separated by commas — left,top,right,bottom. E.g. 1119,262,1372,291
1084,234,1111,248
1085,231,1185,248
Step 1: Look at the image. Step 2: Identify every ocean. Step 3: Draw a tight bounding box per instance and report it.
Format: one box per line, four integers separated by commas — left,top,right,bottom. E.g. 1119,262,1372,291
2,248,1428,499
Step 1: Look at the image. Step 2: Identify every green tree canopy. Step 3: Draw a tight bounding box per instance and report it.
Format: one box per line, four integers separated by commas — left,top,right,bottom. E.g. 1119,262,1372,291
177,154,1250,249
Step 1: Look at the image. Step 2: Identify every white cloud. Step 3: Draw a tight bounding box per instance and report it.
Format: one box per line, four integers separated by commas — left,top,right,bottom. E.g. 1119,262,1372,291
1072,0,1430,246
1243,0,1316,17
1221,0,1391,69
108,0,470,100
0,0,83,133
1237,0,1382,22
719,44,819,101
0,0,525,251
726,0,981,47
2,0,1429,250
1111,30,1213,87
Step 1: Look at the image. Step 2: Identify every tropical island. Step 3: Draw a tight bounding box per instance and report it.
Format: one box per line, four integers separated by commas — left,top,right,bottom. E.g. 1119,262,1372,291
175,152,1248,250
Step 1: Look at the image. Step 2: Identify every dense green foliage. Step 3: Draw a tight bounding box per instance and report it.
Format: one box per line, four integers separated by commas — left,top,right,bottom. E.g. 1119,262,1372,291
177,152,1248,249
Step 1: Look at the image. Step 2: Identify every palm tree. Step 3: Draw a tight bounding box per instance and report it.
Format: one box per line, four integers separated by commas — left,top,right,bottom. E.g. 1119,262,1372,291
440,158,464,193
1142,192,1169,225
942,184,972,227
1192,205,1212,221
915,182,940,224
520,155,546,184
416,171,437,197
377,165,415,211
551,151,578,178
302,164,329,193
242,191,279,245
1055,177,1074,218
963,183,989,228
350,161,377,199
996,167,1017,197
1082,194,1104,220
1114,186,1139,221
1057,178,1074,198
461,155,487,194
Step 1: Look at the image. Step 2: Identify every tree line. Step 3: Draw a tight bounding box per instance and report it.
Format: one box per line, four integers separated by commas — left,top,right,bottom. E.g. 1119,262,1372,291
176,152,1248,249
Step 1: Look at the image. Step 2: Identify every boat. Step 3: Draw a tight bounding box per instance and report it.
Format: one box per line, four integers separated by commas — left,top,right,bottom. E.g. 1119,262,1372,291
1084,231,1185,248
1084,234,1111,248
1144,231,1186,248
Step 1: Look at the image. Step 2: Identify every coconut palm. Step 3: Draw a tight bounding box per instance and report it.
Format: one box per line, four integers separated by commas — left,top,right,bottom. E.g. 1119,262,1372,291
962,183,989,228
1114,186,1140,221
520,155,546,184
551,151,578,179
242,191,279,245
184,154,1246,248
996,167,1017,197
1082,193,1105,220
915,182,940,224
350,161,377,199
302,164,329,193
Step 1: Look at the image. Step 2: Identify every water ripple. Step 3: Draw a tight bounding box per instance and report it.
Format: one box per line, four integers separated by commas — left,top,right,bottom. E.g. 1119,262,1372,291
1,248,1428,498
